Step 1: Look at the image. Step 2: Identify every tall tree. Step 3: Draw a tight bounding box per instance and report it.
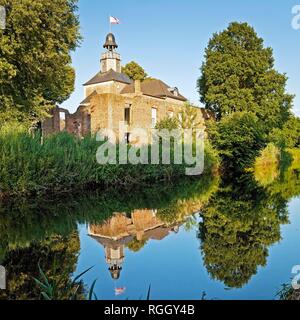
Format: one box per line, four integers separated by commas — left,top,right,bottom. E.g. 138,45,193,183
122,61,148,81
198,22,293,131
0,0,81,126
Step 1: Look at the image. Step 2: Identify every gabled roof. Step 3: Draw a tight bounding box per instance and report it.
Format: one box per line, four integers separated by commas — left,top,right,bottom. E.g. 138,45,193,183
84,69,132,86
121,79,187,101
80,90,97,105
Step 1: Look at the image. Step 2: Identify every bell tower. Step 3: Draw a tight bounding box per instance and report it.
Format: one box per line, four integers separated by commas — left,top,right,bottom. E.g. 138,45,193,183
101,33,121,73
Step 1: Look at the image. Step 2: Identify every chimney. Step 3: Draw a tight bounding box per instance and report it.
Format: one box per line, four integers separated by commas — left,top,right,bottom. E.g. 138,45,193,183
134,80,141,94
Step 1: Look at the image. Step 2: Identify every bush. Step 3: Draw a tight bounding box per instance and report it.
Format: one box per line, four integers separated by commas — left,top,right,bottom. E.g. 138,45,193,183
210,112,266,172
155,117,179,130
255,143,280,167
269,116,300,149
0,124,218,197
253,143,281,186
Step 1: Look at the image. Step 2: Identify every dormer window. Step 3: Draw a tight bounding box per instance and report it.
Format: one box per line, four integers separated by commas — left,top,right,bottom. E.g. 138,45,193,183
169,87,179,97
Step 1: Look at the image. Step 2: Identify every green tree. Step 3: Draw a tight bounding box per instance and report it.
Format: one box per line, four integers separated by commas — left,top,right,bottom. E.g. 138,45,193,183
122,61,148,81
155,117,179,131
155,102,204,131
198,22,293,130
127,238,148,253
269,116,300,149
210,112,265,172
177,102,204,129
0,0,81,126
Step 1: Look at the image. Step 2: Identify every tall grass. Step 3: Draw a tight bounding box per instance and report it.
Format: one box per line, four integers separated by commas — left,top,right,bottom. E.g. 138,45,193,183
0,124,219,197
288,148,300,168
253,143,280,186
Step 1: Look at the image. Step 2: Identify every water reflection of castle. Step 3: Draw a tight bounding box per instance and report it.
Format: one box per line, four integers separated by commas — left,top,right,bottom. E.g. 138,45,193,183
88,210,180,280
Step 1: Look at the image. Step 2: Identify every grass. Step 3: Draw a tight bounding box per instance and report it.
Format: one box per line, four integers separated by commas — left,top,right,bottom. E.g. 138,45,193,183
35,264,152,300
0,124,219,198
34,265,97,300
276,282,300,300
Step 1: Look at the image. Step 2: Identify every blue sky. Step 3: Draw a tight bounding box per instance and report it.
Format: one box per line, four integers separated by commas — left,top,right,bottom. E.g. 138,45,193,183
62,0,300,116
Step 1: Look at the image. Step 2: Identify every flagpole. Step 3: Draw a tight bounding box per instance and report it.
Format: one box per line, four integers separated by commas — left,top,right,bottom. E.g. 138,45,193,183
109,15,111,33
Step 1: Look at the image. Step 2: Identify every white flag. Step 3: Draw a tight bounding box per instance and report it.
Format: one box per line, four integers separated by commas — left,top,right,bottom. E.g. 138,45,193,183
110,16,120,24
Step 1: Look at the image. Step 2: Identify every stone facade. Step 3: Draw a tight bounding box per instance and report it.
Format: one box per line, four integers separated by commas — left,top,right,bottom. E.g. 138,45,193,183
86,88,195,141
42,105,91,137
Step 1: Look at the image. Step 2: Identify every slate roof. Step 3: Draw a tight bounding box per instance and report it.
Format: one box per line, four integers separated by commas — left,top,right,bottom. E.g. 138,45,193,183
121,79,187,101
84,69,132,86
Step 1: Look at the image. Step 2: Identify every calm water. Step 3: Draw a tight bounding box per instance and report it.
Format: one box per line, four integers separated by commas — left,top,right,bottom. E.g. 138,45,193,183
0,164,299,300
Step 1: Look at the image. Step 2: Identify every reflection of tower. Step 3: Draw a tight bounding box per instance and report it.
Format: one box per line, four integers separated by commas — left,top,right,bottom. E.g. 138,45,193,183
88,221,131,280
88,210,183,280
105,244,125,280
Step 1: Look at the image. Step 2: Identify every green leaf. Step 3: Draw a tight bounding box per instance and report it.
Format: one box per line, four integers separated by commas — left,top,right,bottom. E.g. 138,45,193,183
73,266,94,282
88,280,97,300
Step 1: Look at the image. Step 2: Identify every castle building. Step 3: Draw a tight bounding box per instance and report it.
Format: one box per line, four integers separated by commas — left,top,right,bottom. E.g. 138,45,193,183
42,33,206,141
88,210,181,280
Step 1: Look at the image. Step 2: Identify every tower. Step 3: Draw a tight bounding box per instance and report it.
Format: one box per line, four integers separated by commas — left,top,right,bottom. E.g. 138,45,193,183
101,33,121,73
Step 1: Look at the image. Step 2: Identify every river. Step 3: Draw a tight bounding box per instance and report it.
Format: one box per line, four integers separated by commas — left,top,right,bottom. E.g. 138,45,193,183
0,163,299,300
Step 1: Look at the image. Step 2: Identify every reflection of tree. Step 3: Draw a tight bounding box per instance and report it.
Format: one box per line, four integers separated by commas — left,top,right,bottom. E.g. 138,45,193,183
0,175,220,299
254,150,300,200
157,174,219,225
266,168,300,201
198,174,289,288
0,175,219,249
127,238,148,253
0,233,82,300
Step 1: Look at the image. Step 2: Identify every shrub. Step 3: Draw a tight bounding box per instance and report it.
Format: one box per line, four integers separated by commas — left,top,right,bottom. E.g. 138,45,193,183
269,116,300,149
254,143,281,187
155,117,179,130
210,112,266,172
0,125,218,197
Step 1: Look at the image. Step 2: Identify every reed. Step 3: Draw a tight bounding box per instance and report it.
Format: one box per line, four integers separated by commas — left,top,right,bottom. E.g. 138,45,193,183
0,124,219,197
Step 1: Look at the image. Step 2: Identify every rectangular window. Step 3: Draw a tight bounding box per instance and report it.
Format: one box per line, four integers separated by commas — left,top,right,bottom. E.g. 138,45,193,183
59,112,66,131
124,106,131,125
125,132,130,144
151,108,157,128
168,111,174,118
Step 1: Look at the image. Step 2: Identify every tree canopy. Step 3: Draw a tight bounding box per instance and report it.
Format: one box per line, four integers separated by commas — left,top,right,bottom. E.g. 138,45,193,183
269,116,300,149
122,61,148,81
198,22,293,131
209,112,266,172
0,0,81,126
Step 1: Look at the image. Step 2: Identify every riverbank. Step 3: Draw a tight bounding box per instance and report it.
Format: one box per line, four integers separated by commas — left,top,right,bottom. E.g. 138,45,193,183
0,125,219,199
251,144,300,187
